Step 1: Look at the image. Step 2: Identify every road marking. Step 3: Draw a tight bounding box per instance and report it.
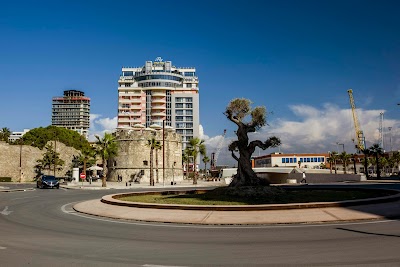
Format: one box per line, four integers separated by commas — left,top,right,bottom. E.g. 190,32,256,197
0,246,7,249
143,265,188,267
11,196,39,201
61,203,78,213
0,206,13,216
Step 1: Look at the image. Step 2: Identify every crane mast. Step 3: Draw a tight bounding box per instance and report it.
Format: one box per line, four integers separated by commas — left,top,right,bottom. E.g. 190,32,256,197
347,89,366,152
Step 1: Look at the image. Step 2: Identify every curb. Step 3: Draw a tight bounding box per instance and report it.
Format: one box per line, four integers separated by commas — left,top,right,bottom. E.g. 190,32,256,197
101,188,400,211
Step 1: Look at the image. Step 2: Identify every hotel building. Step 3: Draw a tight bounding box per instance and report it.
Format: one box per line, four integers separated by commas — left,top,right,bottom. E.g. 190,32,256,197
51,90,91,139
117,58,199,148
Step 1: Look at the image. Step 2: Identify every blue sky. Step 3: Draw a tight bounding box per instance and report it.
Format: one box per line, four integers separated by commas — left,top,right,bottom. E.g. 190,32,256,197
1,0,400,165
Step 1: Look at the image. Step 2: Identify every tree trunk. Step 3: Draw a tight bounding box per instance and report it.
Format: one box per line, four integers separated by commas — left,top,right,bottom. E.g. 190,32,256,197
150,149,154,186
101,157,107,187
155,149,159,183
376,155,381,179
230,124,266,187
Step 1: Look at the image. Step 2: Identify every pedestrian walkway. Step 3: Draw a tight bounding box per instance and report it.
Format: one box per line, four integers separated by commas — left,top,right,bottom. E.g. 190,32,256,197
62,179,225,190
70,181,400,225
74,197,400,225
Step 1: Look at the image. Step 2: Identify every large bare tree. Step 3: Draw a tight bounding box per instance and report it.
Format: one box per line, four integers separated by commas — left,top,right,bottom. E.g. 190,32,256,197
225,98,280,186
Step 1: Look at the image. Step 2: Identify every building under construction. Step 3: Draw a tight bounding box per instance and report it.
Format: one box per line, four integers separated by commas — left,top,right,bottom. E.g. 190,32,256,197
51,90,91,139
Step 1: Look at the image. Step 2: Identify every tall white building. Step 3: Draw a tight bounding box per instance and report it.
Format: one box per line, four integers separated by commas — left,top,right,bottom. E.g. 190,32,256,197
117,57,199,148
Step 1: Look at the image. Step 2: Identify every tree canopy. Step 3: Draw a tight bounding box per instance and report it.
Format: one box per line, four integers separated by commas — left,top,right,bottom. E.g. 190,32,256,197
21,125,91,150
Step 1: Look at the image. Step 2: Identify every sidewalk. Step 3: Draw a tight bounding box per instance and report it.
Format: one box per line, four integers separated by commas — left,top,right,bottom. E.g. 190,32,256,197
62,179,225,190
71,181,400,225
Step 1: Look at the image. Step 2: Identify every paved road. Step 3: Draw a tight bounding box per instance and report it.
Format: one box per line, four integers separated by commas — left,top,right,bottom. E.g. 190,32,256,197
1,183,400,266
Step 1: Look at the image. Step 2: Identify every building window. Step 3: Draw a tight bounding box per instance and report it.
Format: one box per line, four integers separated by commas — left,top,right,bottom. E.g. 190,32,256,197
143,160,148,166
186,83,192,88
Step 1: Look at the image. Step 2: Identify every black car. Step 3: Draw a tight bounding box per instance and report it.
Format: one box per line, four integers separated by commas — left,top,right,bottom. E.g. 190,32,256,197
37,175,59,189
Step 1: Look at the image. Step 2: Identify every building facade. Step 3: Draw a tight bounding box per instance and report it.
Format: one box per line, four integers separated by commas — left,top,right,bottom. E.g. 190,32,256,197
117,57,199,149
8,129,30,143
253,152,331,169
52,90,91,139
108,127,183,184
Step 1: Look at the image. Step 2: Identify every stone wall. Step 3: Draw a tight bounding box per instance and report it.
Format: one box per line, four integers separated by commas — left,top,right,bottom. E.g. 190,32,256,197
108,128,183,184
0,141,80,182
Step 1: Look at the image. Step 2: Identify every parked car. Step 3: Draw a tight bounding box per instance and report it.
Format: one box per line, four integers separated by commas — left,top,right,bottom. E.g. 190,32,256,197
37,175,59,189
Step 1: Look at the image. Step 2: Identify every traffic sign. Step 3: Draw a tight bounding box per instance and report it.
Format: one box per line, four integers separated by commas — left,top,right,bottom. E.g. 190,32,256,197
80,173,86,179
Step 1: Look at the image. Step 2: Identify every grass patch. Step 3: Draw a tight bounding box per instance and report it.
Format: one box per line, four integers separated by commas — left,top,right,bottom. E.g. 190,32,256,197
118,186,393,205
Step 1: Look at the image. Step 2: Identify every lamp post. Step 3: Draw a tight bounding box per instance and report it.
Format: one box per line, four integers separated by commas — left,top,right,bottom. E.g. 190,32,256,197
19,139,22,183
336,142,345,153
162,120,165,187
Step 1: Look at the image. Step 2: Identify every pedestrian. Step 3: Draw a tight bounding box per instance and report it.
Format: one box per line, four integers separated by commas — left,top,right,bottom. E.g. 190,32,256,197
301,171,307,184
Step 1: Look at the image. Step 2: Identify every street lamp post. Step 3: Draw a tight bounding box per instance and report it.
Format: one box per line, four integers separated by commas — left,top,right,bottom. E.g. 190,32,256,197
162,120,165,187
19,140,22,183
337,142,345,153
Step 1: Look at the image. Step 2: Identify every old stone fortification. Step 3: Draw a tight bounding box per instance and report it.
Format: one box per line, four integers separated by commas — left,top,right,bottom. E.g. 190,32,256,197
108,128,183,184
0,141,80,182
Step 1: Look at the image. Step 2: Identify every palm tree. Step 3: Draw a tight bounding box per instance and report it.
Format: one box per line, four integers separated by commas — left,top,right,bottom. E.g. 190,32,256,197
379,157,389,176
391,151,400,174
369,144,384,179
0,127,11,142
361,148,371,178
329,151,339,174
154,140,162,183
339,152,351,174
182,150,190,179
79,146,96,183
202,156,210,178
146,137,161,186
95,133,118,187
186,137,206,185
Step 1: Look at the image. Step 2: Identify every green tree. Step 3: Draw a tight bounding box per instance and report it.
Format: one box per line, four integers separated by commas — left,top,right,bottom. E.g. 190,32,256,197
379,157,389,175
182,150,190,179
146,137,161,186
79,146,97,181
360,148,371,178
0,127,11,142
339,152,351,174
391,151,400,174
95,133,118,187
225,99,280,186
328,151,339,174
36,143,65,176
22,126,91,150
202,156,210,178
369,144,384,179
186,137,206,185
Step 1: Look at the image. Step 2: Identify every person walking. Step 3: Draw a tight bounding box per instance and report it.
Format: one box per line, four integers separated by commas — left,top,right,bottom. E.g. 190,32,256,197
301,171,307,184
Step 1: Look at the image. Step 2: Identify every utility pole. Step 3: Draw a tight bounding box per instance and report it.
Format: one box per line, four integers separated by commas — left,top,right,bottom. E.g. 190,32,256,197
162,120,165,187
388,127,392,152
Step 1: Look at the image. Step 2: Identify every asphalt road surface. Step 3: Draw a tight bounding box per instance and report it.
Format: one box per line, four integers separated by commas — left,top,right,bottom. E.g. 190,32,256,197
1,183,400,266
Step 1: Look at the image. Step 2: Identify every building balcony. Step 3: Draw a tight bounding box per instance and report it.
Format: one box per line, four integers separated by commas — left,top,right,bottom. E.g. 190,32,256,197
151,104,166,110
152,91,166,97
151,111,166,117
152,97,166,103
129,105,142,110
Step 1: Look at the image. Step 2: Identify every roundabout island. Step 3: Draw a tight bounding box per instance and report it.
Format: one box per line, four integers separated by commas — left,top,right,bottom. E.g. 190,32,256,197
73,185,400,225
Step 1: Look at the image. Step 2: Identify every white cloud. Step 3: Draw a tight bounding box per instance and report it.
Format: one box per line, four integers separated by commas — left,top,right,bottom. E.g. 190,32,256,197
202,104,400,167
88,114,117,141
